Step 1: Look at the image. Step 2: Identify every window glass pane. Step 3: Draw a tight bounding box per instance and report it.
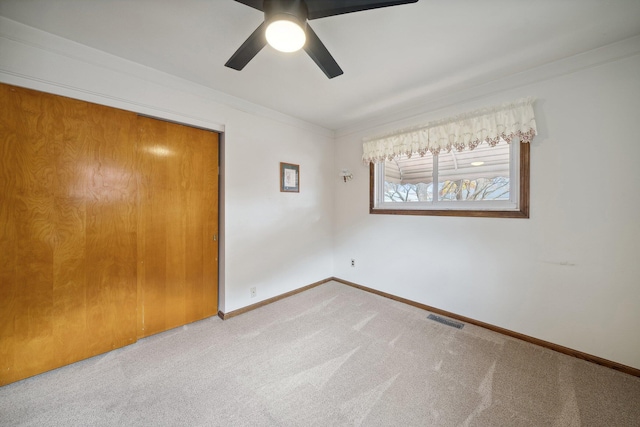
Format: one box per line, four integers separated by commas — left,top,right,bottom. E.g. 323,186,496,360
384,154,434,202
437,143,510,202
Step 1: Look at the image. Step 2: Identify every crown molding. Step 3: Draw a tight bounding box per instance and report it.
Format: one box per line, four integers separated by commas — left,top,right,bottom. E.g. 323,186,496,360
0,16,334,138
335,35,640,139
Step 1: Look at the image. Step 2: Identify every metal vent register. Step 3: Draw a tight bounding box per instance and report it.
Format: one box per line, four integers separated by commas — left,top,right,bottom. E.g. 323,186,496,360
427,314,464,329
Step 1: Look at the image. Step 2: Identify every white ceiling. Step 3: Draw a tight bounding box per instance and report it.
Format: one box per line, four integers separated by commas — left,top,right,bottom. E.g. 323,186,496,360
1,0,640,132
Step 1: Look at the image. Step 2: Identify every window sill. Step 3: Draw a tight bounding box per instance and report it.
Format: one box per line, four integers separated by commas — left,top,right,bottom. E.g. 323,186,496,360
369,207,529,218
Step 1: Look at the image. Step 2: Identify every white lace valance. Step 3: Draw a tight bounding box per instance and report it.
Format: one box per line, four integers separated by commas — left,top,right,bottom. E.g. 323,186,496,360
362,98,537,164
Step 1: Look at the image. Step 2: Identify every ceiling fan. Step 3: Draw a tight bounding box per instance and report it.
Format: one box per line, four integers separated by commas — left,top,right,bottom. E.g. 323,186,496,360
225,0,419,79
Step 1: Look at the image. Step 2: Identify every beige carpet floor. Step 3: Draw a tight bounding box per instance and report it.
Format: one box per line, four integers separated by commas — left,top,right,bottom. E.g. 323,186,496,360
1,281,639,426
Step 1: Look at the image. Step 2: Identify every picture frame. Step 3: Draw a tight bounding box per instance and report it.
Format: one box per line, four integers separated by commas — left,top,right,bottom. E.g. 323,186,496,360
280,162,300,193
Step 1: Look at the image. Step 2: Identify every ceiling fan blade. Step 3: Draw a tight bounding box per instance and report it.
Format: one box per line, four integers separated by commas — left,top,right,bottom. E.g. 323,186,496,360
306,0,418,20
303,24,343,79
225,22,268,71
233,0,264,12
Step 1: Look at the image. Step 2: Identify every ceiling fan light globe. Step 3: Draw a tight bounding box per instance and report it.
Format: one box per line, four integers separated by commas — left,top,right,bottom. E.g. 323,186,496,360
266,19,306,52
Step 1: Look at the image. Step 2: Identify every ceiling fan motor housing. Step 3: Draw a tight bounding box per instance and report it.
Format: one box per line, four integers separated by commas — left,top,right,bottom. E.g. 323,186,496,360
264,0,309,29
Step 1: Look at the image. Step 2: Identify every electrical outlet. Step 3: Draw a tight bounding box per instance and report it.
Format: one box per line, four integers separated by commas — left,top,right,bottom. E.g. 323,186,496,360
351,259,355,267
250,287,256,298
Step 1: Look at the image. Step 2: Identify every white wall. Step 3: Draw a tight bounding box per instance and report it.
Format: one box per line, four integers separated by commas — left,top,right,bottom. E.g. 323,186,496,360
0,17,335,314
222,112,334,311
333,49,640,369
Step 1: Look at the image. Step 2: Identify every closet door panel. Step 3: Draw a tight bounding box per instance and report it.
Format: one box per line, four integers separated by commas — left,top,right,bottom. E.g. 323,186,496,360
137,117,218,338
200,135,219,318
0,84,138,385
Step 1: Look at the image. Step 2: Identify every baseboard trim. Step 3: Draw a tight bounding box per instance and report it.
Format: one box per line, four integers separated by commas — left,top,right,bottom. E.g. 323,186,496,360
331,277,640,378
218,278,333,320
216,276,639,377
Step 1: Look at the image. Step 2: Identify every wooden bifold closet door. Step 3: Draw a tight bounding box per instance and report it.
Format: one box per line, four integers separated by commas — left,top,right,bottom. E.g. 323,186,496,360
0,84,219,386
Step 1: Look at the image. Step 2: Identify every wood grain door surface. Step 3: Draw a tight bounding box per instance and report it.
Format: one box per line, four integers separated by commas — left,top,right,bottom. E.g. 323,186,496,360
137,116,219,338
0,84,219,385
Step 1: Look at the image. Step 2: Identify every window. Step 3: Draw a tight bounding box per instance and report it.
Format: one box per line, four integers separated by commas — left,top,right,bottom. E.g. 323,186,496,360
363,98,535,218
370,140,529,218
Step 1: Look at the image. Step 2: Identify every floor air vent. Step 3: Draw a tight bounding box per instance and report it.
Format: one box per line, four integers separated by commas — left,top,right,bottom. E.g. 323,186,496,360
427,314,464,329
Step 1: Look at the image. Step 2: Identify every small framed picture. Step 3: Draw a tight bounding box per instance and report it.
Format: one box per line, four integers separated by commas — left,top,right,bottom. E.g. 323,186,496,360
280,162,299,193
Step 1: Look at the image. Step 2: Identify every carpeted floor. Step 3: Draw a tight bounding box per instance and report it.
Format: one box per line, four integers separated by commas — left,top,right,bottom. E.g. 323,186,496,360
1,281,639,426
